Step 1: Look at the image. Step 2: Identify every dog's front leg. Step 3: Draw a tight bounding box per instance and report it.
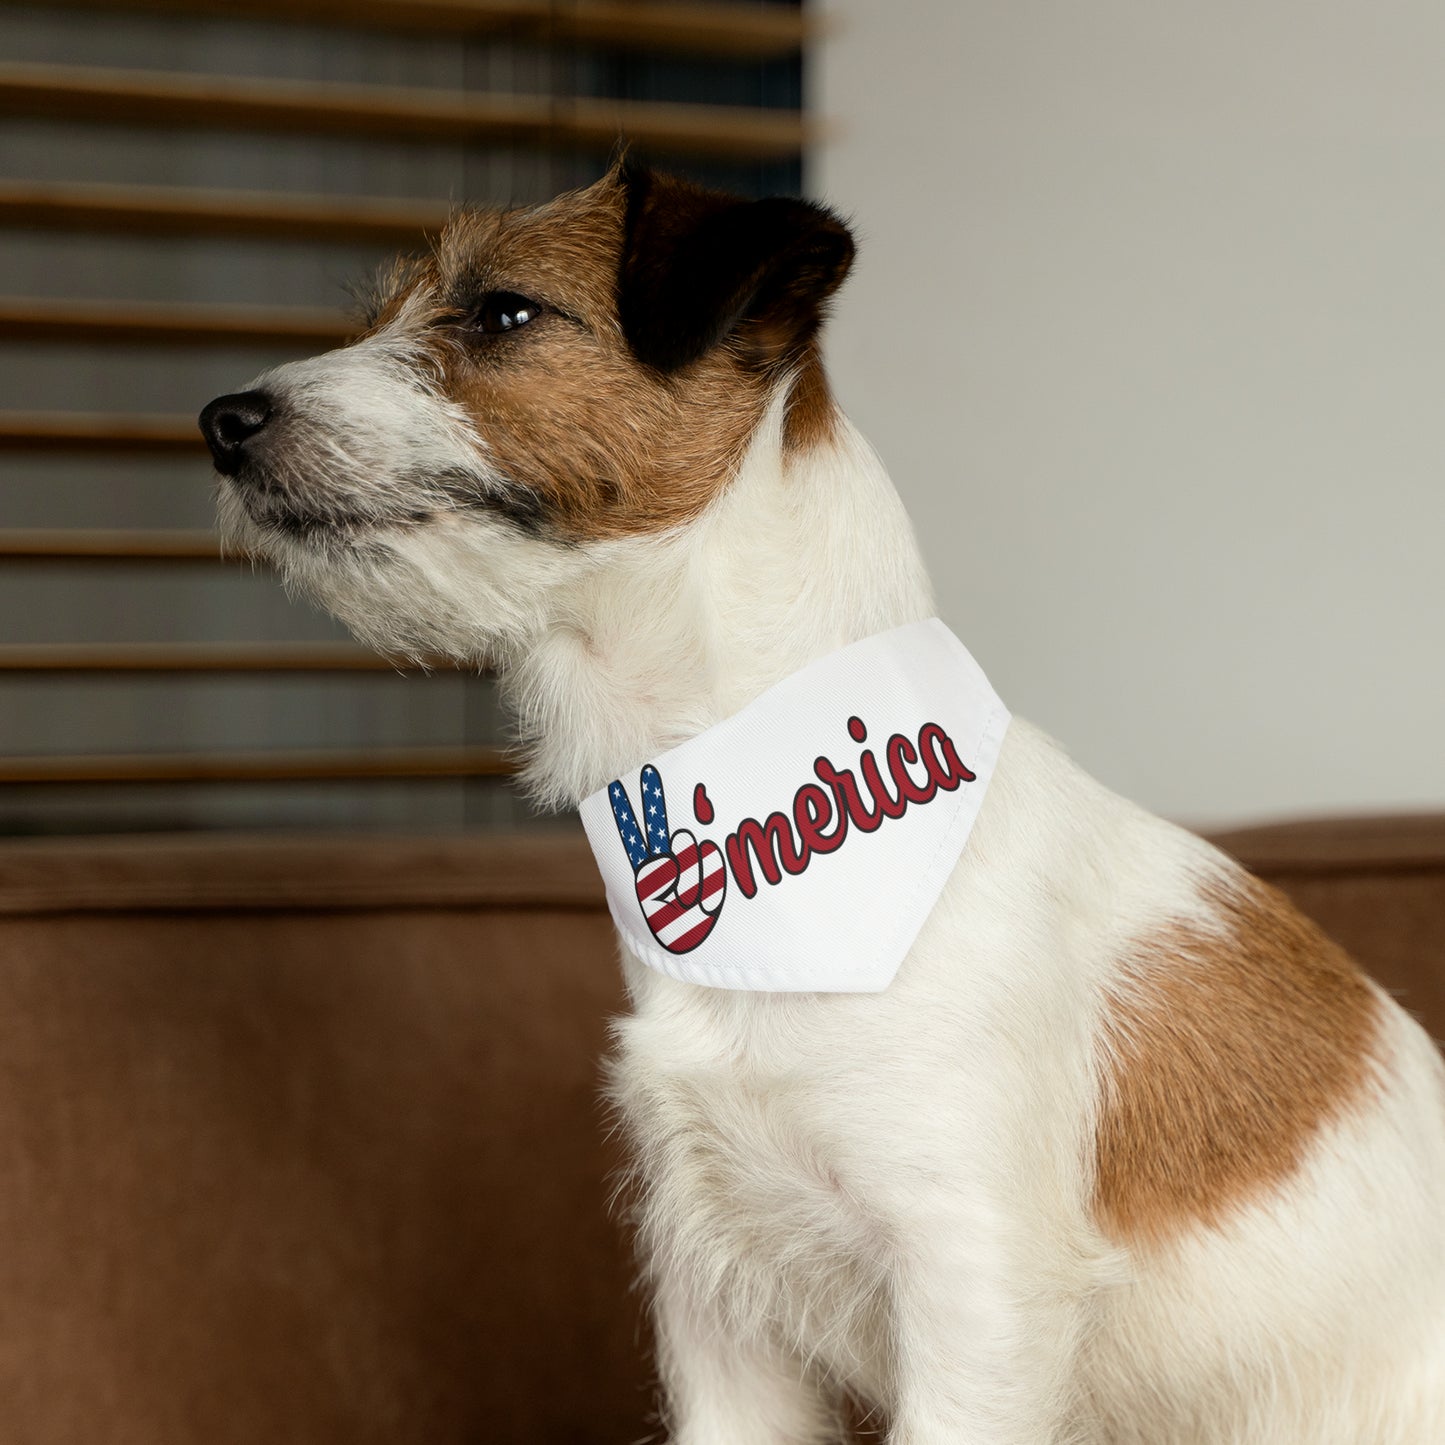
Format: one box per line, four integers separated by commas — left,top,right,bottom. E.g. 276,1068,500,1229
882,1204,1093,1445
653,1275,844,1445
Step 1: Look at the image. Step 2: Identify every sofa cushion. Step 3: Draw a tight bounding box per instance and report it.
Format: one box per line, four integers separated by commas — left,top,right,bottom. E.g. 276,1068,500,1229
0,818,1439,1443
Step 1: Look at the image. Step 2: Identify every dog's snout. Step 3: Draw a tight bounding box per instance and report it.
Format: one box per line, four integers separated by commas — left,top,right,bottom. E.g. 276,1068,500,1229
199,390,273,475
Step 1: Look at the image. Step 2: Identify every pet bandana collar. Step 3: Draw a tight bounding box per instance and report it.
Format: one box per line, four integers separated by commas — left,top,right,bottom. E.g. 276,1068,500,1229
579,619,1010,993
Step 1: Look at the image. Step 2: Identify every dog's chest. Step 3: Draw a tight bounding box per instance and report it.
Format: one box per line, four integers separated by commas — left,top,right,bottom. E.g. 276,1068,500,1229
612,989,891,1387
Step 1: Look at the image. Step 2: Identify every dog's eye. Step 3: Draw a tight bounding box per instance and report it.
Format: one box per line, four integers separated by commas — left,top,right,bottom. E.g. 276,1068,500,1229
472,292,543,334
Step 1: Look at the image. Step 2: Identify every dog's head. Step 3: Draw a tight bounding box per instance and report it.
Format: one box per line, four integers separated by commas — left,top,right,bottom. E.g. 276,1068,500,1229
200,163,855,663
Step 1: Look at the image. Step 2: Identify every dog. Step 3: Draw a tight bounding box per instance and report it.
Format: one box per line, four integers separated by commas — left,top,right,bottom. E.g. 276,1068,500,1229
200,162,1445,1444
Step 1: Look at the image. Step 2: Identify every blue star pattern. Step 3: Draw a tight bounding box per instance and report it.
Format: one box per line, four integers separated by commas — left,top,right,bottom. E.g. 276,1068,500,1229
609,766,673,868
609,778,648,867
641,766,671,855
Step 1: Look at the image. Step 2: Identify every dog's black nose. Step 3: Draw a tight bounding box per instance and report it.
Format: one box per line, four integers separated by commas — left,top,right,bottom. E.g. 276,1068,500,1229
199,390,273,475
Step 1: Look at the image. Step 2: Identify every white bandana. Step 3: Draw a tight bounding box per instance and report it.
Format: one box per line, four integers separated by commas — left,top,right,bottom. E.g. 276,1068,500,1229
579,619,1010,993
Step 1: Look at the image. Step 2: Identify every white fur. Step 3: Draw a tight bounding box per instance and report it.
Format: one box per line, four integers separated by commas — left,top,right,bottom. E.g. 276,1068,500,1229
219,349,1445,1443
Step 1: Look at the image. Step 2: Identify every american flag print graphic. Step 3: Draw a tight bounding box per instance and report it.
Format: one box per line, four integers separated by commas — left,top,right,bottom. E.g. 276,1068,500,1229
579,621,1009,992
608,765,726,953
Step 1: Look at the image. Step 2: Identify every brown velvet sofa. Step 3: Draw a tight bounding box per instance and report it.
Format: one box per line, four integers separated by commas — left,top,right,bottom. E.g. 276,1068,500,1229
0,818,1440,1443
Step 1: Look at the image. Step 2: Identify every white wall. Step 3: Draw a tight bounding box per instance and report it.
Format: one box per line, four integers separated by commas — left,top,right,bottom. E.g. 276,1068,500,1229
813,1,1445,827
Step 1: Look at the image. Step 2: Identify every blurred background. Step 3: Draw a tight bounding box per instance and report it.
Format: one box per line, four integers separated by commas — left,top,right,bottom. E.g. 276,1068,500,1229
0,0,802,836
1,9,1443,1441
1,0,1442,839
820,1,1445,827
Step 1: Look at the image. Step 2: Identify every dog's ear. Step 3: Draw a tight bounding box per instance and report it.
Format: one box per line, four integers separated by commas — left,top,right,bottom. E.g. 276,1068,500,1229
617,162,855,374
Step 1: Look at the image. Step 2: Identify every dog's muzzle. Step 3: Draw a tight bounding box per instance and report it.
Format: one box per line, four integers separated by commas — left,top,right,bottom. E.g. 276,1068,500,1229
199,390,273,476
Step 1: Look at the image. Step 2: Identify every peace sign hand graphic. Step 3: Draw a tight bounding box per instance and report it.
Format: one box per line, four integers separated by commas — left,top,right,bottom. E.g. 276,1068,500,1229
608,766,726,955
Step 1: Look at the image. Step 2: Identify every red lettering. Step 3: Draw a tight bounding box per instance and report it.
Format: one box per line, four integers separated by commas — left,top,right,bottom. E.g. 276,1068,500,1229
860,740,908,820
887,733,936,805
919,722,976,792
793,782,845,855
725,812,807,899
716,719,976,902
815,756,884,833
693,783,714,825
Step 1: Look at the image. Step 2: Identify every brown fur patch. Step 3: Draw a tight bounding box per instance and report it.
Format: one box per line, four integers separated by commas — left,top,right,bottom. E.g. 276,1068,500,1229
355,253,436,335
368,176,784,541
782,343,840,454
1093,872,1382,1247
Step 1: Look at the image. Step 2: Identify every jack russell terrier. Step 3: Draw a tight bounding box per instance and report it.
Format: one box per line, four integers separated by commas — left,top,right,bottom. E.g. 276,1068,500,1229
200,162,1445,1444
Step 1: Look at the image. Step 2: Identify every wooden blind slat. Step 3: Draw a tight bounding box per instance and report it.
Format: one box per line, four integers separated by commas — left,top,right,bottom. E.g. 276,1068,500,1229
0,529,227,561
0,643,428,672
0,0,810,58
0,297,353,348
0,745,513,783
0,180,448,245
0,62,811,161
545,0,810,58
0,412,202,452
0,13,805,817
